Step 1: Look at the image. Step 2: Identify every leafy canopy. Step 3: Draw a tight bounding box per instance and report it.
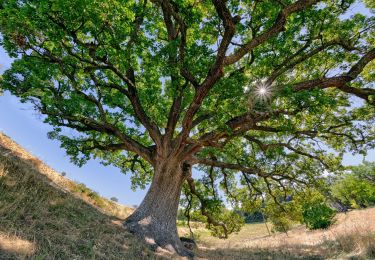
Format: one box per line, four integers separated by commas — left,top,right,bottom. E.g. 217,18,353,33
0,0,374,237
331,161,375,208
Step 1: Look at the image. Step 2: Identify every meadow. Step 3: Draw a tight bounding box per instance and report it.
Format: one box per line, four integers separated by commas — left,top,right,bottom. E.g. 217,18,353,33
180,209,375,259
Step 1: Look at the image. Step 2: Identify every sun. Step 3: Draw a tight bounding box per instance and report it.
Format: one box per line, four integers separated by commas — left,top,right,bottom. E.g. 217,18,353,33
254,82,272,102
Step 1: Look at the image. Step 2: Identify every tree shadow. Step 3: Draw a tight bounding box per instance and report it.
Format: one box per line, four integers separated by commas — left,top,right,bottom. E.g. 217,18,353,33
196,244,328,260
0,144,160,259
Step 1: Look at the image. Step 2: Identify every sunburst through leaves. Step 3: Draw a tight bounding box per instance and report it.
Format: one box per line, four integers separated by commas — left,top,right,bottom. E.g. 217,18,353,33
254,82,273,103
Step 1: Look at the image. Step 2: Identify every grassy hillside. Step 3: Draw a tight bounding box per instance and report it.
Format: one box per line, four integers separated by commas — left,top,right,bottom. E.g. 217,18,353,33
0,133,134,220
0,133,156,259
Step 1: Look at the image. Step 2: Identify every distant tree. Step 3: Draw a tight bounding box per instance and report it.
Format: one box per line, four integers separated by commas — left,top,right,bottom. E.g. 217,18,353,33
110,197,119,202
263,190,303,233
331,162,375,208
348,161,375,185
61,171,66,177
243,189,336,232
1,0,374,256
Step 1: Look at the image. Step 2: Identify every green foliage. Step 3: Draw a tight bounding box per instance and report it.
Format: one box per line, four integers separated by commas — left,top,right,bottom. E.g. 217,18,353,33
243,188,337,232
348,161,375,185
0,0,374,241
269,213,294,233
73,183,105,207
264,191,336,232
110,197,118,202
331,162,375,208
208,210,245,238
264,196,302,233
300,191,336,230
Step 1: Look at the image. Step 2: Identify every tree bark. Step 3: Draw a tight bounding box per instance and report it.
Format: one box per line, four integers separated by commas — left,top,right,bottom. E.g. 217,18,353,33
124,161,192,257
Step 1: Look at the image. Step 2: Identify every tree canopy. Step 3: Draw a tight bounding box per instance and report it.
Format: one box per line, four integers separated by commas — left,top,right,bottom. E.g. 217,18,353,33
0,0,374,255
331,161,375,208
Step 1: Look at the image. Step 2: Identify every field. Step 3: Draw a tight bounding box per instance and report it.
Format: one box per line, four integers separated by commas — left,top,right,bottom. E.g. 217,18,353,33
180,208,375,259
1,132,374,260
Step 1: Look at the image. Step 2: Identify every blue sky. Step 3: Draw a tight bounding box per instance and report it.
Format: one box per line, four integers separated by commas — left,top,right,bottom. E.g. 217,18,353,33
0,91,147,206
0,2,374,206
0,47,147,206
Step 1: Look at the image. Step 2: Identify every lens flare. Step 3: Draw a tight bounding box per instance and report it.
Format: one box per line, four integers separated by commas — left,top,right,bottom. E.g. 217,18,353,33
254,82,272,102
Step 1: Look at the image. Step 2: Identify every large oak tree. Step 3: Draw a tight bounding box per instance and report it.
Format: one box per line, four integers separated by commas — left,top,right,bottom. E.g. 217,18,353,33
1,0,374,256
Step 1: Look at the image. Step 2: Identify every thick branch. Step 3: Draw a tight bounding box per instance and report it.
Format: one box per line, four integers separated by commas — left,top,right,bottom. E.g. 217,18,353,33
224,0,320,65
175,0,239,151
46,14,163,147
244,135,329,168
292,48,375,104
266,38,358,85
191,157,267,177
39,107,153,163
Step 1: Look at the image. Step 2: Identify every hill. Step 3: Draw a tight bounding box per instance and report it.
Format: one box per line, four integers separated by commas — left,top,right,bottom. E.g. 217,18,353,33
0,132,156,259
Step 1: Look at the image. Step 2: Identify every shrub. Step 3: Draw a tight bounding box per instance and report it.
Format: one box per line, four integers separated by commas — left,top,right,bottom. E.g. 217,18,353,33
110,197,118,202
263,189,336,232
74,183,89,194
264,193,302,233
270,215,293,233
301,192,336,230
208,210,244,238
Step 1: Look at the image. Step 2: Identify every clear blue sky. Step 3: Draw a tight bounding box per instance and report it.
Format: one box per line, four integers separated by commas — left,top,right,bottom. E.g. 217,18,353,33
0,2,374,206
0,47,147,206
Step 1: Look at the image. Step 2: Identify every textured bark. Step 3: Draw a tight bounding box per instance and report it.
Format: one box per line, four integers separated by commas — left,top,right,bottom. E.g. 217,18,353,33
124,161,192,257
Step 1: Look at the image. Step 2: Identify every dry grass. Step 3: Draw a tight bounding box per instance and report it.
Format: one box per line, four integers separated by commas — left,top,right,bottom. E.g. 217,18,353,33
0,132,133,220
1,132,374,259
0,232,36,257
0,133,161,259
187,208,375,259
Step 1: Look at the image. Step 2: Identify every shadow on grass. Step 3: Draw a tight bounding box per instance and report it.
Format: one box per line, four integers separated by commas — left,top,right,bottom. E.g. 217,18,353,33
0,145,159,259
196,244,328,260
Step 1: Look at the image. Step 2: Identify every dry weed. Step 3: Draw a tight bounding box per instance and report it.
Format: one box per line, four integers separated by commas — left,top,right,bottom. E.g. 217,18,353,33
193,208,375,259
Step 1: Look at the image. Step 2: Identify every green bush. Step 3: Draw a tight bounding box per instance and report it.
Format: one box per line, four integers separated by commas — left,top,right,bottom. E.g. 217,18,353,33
110,197,118,202
263,190,336,232
270,215,293,233
301,192,336,230
208,210,244,238
264,193,302,233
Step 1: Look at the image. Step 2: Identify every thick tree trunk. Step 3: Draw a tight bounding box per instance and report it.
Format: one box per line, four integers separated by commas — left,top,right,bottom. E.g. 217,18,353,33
124,161,192,257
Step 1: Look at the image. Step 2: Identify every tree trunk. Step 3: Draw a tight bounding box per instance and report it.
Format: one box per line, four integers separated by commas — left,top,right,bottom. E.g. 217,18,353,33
124,161,192,257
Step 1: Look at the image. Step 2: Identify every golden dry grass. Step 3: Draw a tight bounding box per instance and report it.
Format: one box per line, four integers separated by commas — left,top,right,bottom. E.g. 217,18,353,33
0,232,36,257
187,208,375,259
1,131,374,259
0,132,134,219
0,133,161,259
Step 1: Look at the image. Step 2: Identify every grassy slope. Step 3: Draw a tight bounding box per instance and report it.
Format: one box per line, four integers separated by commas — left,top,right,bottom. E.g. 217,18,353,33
0,133,157,259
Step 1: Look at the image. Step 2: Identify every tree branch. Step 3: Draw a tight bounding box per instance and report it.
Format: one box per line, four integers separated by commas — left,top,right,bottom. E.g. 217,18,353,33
224,0,320,66
291,48,375,104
